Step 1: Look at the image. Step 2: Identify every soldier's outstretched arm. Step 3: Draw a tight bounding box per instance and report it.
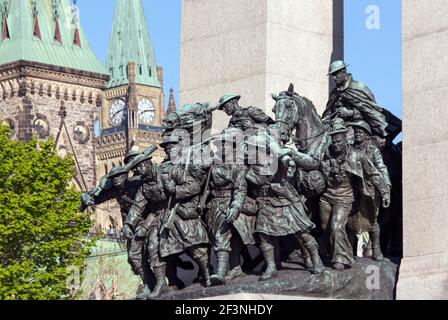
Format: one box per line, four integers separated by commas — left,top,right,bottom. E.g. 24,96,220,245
291,150,321,171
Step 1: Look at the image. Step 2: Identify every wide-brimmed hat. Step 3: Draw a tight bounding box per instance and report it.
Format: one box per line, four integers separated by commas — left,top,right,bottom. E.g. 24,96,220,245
329,123,349,136
328,60,349,76
108,166,129,178
218,94,241,110
160,132,184,148
124,150,141,165
349,120,372,135
130,153,152,168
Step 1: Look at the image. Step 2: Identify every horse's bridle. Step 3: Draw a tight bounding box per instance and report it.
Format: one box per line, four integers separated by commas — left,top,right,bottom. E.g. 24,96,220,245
274,96,327,153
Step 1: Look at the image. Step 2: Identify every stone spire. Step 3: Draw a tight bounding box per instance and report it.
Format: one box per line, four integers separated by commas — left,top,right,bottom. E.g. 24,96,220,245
0,0,106,75
166,87,176,114
106,0,160,89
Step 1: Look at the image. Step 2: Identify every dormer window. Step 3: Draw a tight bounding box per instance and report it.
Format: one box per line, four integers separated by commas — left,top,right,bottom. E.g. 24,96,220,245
138,65,143,75
54,20,61,43
33,17,41,39
119,65,124,77
148,67,152,77
2,16,9,40
73,28,81,47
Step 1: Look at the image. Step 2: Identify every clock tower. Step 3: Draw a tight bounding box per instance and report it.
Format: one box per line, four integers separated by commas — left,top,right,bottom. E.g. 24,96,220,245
94,0,166,230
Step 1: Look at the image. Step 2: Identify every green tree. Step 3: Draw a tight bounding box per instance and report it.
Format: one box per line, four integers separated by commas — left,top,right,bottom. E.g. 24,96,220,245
0,126,94,300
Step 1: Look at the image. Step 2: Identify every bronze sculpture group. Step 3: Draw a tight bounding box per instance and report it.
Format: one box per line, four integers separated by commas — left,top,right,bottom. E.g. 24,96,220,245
80,61,402,299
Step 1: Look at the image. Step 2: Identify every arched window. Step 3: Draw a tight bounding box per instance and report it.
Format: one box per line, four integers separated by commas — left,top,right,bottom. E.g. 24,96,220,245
148,66,152,77
93,118,101,138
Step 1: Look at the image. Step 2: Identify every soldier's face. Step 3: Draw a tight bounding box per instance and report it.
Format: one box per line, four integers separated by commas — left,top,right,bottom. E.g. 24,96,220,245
354,128,368,144
112,174,127,189
163,143,180,160
223,100,238,115
137,160,153,177
332,69,347,86
331,133,347,154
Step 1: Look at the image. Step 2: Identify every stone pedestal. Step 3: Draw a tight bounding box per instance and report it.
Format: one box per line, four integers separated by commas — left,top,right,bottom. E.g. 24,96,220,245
396,0,448,300
179,0,343,132
154,258,398,300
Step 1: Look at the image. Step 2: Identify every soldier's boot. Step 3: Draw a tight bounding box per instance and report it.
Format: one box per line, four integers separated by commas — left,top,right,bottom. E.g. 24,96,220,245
135,268,151,300
370,224,384,261
210,251,229,286
196,255,212,287
225,266,245,281
136,284,151,300
303,236,325,275
296,236,313,270
147,265,168,299
259,248,277,281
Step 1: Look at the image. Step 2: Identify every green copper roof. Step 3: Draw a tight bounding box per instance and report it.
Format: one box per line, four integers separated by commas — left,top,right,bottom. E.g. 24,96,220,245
106,0,160,88
0,0,107,75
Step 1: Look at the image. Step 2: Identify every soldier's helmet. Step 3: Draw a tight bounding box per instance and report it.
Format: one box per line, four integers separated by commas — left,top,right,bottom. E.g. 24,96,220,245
349,120,372,135
328,60,349,76
160,131,184,148
108,166,129,179
329,122,349,136
124,150,141,165
129,153,153,169
218,94,241,110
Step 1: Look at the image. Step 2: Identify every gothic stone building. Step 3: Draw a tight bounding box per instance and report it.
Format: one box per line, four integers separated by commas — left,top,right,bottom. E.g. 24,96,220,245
0,0,174,232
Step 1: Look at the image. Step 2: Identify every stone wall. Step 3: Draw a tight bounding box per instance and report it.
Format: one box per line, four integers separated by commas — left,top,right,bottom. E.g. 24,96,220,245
0,62,107,191
179,0,343,132
396,0,448,299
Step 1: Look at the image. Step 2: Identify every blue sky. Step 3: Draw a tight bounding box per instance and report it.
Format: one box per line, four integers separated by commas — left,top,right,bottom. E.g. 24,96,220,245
79,0,401,127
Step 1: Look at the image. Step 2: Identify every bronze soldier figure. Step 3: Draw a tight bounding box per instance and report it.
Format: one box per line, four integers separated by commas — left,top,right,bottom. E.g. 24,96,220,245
323,60,402,140
319,123,390,270
159,160,212,288
348,121,391,261
245,135,324,281
124,133,189,299
204,131,258,285
218,94,274,131
80,149,155,300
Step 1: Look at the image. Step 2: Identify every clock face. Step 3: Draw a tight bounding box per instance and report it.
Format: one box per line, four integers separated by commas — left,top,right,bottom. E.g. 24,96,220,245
138,98,155,125
109,99,127,126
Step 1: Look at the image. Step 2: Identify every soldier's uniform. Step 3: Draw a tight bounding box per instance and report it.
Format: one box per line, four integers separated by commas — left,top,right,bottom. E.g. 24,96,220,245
217,94,274,131
80,163,155,299
323,60,402,140
158,162,211,286
319,124,390,269
244,135,324,281
349,121,391,260
205,133,255,285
